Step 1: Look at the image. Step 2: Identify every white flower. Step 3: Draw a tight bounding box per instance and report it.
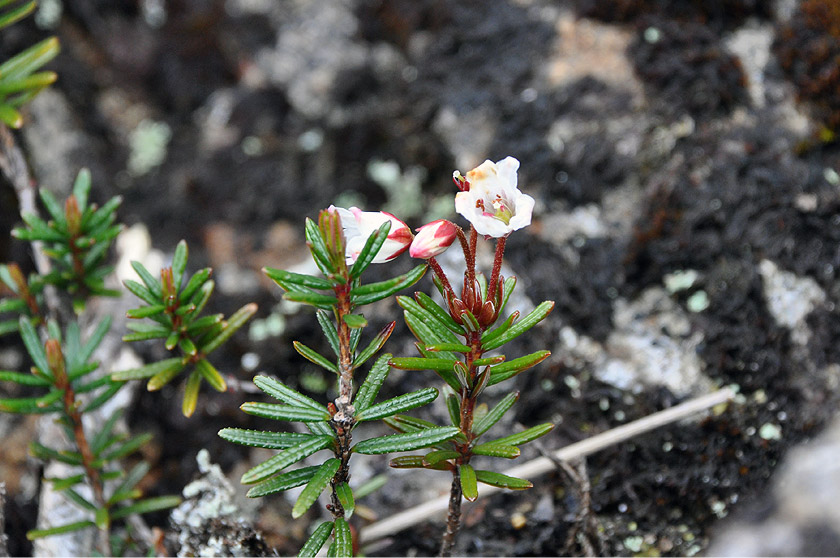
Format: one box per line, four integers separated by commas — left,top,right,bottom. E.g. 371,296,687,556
330,206,413,264
409,219,457,259
454,157,534,238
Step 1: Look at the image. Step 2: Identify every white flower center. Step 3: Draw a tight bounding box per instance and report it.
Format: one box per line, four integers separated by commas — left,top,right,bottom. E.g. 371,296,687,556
476,195,513,225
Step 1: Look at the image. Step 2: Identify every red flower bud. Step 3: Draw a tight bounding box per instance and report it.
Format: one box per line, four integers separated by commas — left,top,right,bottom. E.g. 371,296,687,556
409,220,457,259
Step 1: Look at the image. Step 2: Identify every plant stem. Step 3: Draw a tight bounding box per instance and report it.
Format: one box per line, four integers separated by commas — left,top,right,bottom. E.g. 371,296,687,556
487,236,506,305
329,282,356,519
467,227,477,289
439,466,463,557
428,257,455,299
59,381,112,556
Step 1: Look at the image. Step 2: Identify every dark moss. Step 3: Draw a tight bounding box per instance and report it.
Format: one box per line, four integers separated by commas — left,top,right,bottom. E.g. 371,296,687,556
774,0,840,135
629,17,750,118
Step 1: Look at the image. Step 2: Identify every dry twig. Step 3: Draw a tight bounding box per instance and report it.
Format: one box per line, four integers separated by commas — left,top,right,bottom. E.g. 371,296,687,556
358,387,735,545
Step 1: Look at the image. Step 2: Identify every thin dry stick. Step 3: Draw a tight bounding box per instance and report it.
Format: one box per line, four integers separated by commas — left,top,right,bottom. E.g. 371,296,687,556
358,386,735,544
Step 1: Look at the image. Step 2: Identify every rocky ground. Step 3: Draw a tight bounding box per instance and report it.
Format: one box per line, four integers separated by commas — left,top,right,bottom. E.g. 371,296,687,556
2,0,840,556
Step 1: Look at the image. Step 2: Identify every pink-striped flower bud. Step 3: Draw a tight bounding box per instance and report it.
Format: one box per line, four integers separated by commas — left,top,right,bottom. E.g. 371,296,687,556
330,206,413,264
409,219,457,259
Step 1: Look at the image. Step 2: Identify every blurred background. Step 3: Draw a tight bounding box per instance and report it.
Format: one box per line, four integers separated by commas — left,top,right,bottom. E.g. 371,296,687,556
2,0,840,555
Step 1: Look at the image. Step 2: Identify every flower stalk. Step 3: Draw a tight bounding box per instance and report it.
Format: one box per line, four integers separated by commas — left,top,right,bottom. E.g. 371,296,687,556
393,156,554,556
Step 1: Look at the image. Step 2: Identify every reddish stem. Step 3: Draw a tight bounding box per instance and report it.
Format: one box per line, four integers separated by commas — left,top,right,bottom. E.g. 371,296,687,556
487,235,507,305
467,227,477,291
57,377,112,556
428,257,455,299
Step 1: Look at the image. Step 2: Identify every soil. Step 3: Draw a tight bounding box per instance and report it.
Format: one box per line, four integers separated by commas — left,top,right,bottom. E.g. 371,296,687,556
2,0,840,556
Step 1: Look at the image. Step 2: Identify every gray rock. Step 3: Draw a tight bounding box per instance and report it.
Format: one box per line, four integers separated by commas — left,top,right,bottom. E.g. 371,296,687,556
708,414,840,556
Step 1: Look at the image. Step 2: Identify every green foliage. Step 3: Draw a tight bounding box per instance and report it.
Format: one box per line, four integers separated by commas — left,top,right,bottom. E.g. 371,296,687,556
0,318,181,544
116,239,256,416
9,169,122,312
0,1,59,129
220,208,443,556
389,235,555,512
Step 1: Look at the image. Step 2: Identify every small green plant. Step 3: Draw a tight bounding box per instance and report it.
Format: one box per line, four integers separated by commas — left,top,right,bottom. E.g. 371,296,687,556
0,1,59,128
219,158,554,556
390,157,554,555
0,170,181,555
9,169,122,313
220,207,461,556
112,239,256,417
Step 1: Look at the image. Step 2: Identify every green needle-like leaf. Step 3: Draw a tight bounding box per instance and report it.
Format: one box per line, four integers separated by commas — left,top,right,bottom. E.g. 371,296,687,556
353,426,459,455
30,441,83,466
0,1,35,30
293,341,338,373
316,310,340,357
445,392,460,426
171,240,188,290
0,37,59,85
460,464,479,501
18,317,50,379
350,264,426,306
201,303,257,354
497,276,517,317
123,279,159,306
71,168,91,211
38,188,64,225
47,473,85,491
110,495,182,520
487,349,551,386
298,521,334,558
195,359,227,392
219,428,318,450
471,443,520,458
349,221,390,279
335,482,355,518
332,517,352,558
292,458,340,518
423,450,459,466
240,402,330,422
112,358,184,382
354,353,390,412
0,370,50,386
342,313,367,328
241,435,333,484
488,423,555,447
94,507,109,530
389,357,458,372
382,414,439,433
130,261,162,298
482,301,554,351
352,321,395,369
423,342,472,353
414,292,464,335
474,469,532,490
27,521,96,540
304,217,335,275
146,360,185,391
264,267,334,291
398,296,462,348
182,369,202,417
179,268,212,302
109,462,150,504
389,456,425,469
99,432,154,463
358,387,438,422
246,465,319,498
283,290,338,309
252,375,326,413
473,392,519,436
